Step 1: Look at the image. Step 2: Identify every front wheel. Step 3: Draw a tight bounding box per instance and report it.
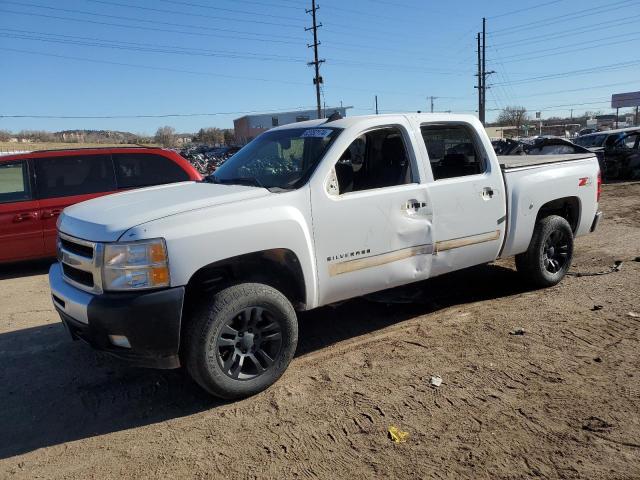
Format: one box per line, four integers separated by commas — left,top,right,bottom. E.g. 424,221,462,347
515,215,574,288
184,283,298,399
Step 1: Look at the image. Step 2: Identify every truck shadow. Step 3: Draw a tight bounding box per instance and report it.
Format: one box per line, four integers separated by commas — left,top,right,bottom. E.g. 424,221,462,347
296,263,530,356
0,263,529,459
0,258,55,281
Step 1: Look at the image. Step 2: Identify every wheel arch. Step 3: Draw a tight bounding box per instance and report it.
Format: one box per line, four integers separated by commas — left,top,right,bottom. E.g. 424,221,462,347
535,196,581,234
184,248,307,312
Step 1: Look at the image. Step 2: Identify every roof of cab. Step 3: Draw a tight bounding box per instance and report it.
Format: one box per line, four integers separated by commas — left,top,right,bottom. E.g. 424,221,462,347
268,112,481,131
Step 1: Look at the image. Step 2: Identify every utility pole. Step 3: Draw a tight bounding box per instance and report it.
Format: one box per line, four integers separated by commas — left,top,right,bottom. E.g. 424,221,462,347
477,18,495,126
306,0,325,119
428,96,438,113
481,18,486,125
476,32,482,122
375,95,379,114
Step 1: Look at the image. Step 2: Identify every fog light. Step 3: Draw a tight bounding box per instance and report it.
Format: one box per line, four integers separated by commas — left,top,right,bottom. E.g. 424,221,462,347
108,335,131,349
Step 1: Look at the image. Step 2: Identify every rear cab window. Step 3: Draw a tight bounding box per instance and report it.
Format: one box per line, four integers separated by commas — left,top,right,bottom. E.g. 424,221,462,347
34,154,116,199
0,161,32,203
113,153,189,188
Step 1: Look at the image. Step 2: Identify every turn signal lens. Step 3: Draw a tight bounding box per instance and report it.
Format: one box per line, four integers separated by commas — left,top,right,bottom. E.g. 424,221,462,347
151,267,169,285
597,170,602,202
149,243,166,264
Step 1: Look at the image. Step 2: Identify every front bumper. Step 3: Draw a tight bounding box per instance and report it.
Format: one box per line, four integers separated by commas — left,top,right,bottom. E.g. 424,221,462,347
49,263,184,369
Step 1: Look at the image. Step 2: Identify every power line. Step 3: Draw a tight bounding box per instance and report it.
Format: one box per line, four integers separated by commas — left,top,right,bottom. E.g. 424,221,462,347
491,13,640,50
0,4,465,64
16,0,303,29
487,0,566,19
87,0,417,42
494,30,640,62
0,28,475,76
154,0,305,20
0,30,307,62
490,0,639,35
518,81,640,99
2,46,458,99
0,106,323,119
230,0,302,9
492,60,640,87
0,8,304,45
0,47,311,86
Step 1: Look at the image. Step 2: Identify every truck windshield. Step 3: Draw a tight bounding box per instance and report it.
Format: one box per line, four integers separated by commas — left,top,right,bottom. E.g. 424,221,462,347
210,127,342,190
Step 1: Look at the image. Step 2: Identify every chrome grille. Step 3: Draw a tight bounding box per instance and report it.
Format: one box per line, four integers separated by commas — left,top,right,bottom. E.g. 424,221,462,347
58,232,104,294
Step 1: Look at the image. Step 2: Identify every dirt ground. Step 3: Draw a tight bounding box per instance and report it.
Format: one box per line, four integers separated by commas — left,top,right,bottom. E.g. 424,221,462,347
1,183,639,480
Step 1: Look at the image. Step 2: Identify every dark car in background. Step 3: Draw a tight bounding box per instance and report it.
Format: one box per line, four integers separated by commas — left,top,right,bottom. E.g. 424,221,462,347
575,128,640,179
0,147,201,264
492,138,525,155
524,136,592,155
492,136,590,156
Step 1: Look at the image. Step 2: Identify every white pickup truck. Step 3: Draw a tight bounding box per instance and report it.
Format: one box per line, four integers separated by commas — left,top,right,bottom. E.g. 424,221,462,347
49,113,602,399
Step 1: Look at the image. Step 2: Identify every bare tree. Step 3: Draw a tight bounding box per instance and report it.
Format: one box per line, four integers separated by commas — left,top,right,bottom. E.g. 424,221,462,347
0,130,11,142
155,126,177,147
496,106,529,136
223,129,235,145
194,127,225,145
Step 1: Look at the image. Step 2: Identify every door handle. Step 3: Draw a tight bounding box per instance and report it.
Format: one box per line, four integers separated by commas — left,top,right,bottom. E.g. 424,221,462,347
482,187,495,199
13,212,37,223
42,209,62,219
404,200,426,212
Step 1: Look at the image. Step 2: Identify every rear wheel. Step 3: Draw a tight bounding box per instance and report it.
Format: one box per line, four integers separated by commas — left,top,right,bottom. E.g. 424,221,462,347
515,215,573,288
184,283,298,399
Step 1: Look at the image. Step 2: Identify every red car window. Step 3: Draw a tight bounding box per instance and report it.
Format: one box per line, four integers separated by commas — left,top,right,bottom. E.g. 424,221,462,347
113,153,190,188
34,154,116,199
0,161,32,203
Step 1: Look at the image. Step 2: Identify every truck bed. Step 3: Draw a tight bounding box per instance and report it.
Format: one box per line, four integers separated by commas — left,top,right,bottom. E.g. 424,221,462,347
499,153,595,170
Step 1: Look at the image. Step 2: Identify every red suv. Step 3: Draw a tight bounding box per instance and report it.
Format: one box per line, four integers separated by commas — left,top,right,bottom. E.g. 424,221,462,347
0,147,201,264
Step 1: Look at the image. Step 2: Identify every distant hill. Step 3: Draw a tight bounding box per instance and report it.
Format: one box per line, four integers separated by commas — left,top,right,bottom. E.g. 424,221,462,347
55,130,150,143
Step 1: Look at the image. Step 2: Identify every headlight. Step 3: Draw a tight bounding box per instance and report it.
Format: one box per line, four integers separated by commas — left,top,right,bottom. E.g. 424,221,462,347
102,238,170,291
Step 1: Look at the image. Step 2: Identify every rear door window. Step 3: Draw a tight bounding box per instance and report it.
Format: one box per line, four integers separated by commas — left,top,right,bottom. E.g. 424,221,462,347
34,155,116,199
0,161,32,203
420,125,485,180
113,153,189,189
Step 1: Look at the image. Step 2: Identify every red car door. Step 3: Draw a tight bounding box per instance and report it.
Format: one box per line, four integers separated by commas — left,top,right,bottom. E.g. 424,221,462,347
0,160,44,263
34,153,118,256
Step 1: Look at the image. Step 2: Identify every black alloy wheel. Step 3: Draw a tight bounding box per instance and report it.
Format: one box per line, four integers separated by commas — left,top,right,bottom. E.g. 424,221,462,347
542,229,570,275
216,307,283,381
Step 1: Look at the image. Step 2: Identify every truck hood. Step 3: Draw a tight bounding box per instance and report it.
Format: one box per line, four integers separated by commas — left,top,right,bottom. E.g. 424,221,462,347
58,181,271,241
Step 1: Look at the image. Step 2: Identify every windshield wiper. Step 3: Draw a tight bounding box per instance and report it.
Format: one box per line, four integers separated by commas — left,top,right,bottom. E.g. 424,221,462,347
209,176,266,189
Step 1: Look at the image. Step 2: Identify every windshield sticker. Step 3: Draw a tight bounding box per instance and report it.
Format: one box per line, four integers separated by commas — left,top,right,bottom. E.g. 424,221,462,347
300,128,333,138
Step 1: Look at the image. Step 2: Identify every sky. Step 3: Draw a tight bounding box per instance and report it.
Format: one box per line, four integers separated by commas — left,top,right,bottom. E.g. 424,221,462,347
1,0,639,135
